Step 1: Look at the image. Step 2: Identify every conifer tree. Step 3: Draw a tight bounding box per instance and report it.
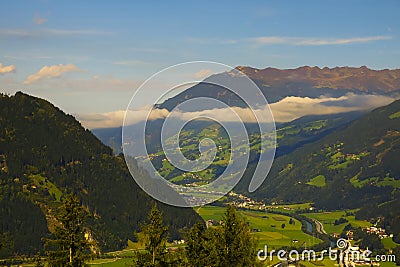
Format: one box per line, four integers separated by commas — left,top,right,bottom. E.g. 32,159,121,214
219,205,258,266
185,205,259,267
185,221,208,266
133,204,168,266
44,193,90,267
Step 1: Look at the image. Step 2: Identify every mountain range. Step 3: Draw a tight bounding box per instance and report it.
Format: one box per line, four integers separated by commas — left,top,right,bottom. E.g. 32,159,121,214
95,66,400,156
1,65,400,257
124,66,400,237
93,66,400,217
158,66,400,111
237,65,400,93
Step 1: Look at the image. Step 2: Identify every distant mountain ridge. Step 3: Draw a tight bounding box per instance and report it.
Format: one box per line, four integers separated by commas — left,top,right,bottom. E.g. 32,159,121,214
236,65,400,93
158,66,400,111
96,66,400,155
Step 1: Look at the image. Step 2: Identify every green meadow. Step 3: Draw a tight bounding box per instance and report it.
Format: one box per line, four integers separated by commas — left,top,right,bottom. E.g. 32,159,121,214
306,175,326,187
197,206,322,250
264,202,313,214
16,206,396,267
87,258,132,266
302,210,371,234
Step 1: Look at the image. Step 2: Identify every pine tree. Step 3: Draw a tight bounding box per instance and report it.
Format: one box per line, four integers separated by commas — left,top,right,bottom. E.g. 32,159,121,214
185,205,259,267
44,193,90,267
133,204,168,266
220,205,258,266
185,221,208,266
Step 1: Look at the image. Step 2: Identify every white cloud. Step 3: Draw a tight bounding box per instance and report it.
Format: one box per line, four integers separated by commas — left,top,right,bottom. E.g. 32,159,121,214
269,94,396,121
0,63,16,74
24,64,82,84
77,94,398,129
185,35,391,47
164,106,271,124
76,111,126,129
77,107,169,129
252,36,392,46
167,94,397,123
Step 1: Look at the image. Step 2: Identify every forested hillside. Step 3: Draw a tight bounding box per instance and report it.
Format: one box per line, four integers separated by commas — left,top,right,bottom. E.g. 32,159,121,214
0,92,201,256
222,99,400,242
249,99,400,213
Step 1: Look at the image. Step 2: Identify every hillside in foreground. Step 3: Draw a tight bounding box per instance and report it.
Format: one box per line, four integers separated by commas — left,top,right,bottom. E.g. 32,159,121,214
0,92,201,257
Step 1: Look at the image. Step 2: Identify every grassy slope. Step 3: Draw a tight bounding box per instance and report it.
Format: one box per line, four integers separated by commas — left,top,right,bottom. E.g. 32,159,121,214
197,206,321,250
302,211,370,234
251,99,400,211
307,175,326,187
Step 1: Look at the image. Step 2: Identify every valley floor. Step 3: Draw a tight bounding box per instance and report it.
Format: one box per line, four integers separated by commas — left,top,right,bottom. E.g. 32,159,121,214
6,203,400,267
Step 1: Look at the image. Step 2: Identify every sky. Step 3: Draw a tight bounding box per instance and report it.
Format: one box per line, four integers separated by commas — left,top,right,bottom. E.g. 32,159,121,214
0,1,399,128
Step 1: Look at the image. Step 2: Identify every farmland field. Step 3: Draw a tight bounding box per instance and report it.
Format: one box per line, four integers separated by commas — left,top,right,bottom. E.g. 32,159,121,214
14,207,393,267
263,202,313,214
197,206,322,250
302,210,371,234
87,258,132,266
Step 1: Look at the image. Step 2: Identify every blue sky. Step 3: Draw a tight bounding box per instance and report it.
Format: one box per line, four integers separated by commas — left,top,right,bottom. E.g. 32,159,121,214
0,1,399,127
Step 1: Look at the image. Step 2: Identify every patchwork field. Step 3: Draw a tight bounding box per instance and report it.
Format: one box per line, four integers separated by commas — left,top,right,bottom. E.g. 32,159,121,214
197,206,322,250
87,258,132,266
302,210,371,234
263,202,313,214
14,206,397,267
